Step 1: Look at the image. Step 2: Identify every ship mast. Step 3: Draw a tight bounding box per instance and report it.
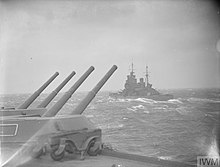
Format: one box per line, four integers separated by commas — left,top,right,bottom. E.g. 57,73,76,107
129,62,135,75
131,62,134,74
145,65,149,85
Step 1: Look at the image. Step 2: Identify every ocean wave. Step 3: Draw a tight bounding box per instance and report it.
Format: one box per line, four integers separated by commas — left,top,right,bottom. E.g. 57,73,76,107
98,123,124,130
132,104,145,110
86,114,94,118
127,105,145,112
176,107,191,115
107,97,156,104
188,97,220,103
153,107,168,111
1,91,219,161
158,156,174,160
88,105,96,109
167,99,183,104
106,97,118,103
109,98,128,103
134,98,156,104
97,99,104,103
127,107,135,111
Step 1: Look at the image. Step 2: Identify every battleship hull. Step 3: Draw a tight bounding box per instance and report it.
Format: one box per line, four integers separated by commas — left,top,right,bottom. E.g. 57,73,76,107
109,93,174,101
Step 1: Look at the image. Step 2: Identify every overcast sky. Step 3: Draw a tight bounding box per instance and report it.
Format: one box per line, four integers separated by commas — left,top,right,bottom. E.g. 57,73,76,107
0,0,220,94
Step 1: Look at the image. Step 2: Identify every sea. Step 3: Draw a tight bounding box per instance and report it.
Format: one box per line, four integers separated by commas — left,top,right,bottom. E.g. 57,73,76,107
1,88,220,164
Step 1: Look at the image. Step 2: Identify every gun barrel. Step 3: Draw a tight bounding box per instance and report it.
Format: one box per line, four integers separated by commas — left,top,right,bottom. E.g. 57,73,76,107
37,71,76,108
17,72,59,109
43,66,95,117
72,65,117,115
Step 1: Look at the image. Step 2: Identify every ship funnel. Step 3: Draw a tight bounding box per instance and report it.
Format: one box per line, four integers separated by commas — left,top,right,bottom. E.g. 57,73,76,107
37,71,76,108
43,66,95,117
17,72,59,109
72,65,117,115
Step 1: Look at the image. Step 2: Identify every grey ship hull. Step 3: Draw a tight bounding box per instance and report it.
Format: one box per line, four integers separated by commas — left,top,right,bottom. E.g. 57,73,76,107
110,93,174,101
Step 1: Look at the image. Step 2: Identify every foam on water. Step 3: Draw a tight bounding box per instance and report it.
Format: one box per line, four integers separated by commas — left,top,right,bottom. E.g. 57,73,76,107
127,107,135,111
108,97,156,104
86,114,94,118
188,97,220,103
127,105,149,113
130,105,145,111
98,123,124,130
134,98,156,104
167,98,183,104
117,99,128,102
88,105,96,109
208,139,219,157
158,156,174,160
176,107,191,115
153,107,167,110
97,99,104,103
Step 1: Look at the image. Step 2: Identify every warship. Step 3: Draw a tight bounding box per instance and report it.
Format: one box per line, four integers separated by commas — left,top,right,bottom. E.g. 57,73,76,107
110,63,173,101
0,65,195,167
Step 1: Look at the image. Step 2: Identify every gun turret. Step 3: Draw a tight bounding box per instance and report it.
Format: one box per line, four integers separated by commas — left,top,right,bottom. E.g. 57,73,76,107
43,66,95,117
37,71,76,108
72,65,117,115
17,72,59,109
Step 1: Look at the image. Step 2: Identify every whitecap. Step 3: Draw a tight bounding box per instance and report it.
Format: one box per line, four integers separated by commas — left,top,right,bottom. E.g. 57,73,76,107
188,97,220,103
167,99,183,104
158,156,174,160
107,97,157,104
127,107,135,111
153,107,166,110
176,107,191,115
135,98,156,104
88,105,96,109
127,105,145,112
117,99,127,102
86,115,94,118
132,104,145,110
98,123,124,129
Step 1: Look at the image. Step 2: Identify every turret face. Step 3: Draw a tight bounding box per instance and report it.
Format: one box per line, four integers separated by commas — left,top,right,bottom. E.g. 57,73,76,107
72,65,117,115
17,72,59,109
